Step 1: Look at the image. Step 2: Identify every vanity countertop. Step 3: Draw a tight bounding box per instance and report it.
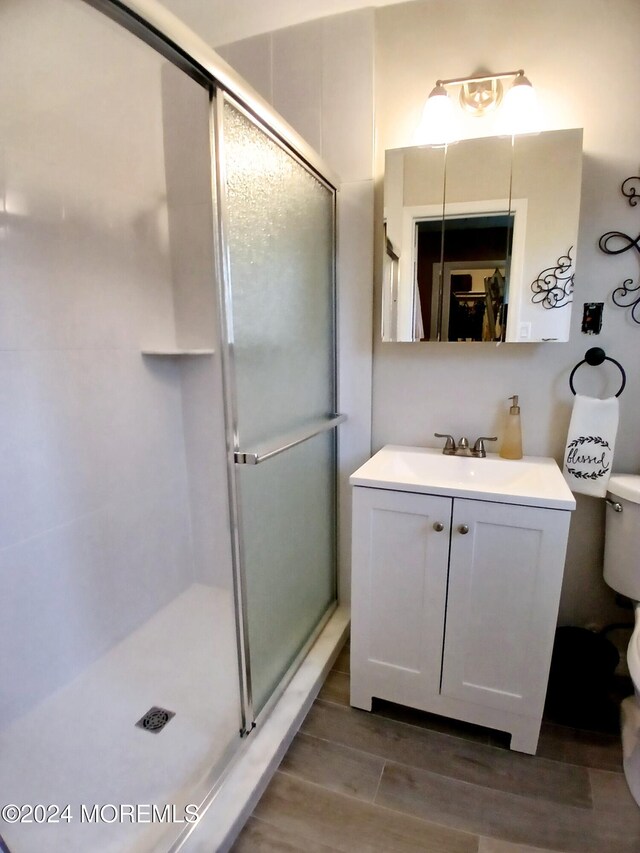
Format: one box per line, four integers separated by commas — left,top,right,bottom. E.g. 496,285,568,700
350,445,576,510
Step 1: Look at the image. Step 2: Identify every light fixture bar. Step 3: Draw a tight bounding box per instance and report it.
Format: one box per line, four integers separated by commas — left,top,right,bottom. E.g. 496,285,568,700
436,69,524,87
416,68,536,143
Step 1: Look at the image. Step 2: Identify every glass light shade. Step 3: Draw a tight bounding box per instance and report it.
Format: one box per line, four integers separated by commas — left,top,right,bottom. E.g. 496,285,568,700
414,84,457,146
502,75,538,135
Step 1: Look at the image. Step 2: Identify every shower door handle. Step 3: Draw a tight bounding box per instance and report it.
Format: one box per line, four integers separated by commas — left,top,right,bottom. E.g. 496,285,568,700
234,414,346,465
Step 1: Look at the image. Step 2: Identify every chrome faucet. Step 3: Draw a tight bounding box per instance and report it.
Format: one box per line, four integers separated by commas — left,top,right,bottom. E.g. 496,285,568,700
434,434,497,458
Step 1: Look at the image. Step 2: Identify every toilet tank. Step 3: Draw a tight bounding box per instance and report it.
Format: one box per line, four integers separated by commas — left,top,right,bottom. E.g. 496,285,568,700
604,474,640,600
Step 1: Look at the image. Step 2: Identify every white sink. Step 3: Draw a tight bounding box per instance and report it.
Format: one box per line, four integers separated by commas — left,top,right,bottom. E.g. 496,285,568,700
350,445,576,510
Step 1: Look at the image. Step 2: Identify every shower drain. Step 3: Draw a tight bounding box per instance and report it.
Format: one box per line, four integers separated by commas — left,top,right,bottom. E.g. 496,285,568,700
135,706,175,734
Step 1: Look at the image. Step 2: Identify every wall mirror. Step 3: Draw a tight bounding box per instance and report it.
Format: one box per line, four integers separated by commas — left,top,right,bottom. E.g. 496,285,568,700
382,128,583,343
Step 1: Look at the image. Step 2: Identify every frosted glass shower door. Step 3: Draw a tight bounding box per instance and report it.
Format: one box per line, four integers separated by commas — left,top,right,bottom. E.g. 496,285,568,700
218,96,339,719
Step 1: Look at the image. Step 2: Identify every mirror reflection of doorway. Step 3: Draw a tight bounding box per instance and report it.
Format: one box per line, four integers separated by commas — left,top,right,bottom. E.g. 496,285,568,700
438,263,506,342
416,212,513,341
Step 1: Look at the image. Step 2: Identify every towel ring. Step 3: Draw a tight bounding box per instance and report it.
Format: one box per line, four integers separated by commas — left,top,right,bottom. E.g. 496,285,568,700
569,347,626,397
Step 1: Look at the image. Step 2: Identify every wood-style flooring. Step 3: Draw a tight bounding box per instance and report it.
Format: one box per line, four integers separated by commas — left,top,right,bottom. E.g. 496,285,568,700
232,641,640,853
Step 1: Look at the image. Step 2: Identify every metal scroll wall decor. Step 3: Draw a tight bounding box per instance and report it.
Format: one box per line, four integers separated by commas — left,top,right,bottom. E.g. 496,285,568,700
598,175,640,325
530,247,574,308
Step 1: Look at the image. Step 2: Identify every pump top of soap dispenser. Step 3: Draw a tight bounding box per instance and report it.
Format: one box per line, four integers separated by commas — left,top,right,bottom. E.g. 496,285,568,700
509,395,520,414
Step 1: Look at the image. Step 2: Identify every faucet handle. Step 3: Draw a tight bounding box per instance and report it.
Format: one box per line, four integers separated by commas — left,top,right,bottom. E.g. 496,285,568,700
434,433,456,451
473,436,498,455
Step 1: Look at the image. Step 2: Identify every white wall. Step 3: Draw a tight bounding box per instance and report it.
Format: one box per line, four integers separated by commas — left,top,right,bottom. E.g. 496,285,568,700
374,0,640,626
215,9,376,604
164,0,405,47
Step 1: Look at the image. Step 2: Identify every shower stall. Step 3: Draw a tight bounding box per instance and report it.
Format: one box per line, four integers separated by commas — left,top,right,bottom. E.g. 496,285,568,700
0,1,343,850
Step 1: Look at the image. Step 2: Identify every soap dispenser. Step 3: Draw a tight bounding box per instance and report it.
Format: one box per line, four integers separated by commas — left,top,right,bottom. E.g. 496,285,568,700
500,395,523,460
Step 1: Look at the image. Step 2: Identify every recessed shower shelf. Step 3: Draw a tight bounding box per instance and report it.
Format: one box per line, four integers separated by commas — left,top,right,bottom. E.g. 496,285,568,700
141,348,215,356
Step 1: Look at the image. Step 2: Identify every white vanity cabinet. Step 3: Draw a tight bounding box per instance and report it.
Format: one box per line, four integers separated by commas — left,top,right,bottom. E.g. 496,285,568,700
350,449,574,755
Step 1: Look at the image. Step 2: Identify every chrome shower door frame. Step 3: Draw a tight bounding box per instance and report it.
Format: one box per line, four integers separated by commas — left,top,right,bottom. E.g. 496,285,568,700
212,89,341,733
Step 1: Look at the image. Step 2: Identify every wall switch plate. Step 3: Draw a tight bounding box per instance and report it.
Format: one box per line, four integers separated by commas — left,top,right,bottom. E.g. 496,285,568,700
582,302,603,335
518,322,531,340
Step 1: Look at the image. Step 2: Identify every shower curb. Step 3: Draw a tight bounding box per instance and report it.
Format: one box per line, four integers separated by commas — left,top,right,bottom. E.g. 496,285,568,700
174,606,350,853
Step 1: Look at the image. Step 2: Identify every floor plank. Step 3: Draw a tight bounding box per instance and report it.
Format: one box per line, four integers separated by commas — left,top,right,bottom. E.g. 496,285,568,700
589,768,640,836
536,721,623,772
317,670,350,706
231,816,342,852
251,770,479,853
302,700,592,808
331,642,350,675
376,760,635,853
278,731,384,802
478,839,559,853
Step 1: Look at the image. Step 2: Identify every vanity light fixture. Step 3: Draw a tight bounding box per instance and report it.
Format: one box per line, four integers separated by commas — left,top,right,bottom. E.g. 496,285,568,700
415,69,536,145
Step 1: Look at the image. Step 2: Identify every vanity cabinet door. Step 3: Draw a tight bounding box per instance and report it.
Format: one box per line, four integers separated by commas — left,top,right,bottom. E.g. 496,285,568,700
440,499,571,718
350,487,452,710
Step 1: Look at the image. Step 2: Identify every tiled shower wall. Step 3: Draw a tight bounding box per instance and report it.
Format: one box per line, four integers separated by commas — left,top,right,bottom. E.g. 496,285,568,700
0,1,217,725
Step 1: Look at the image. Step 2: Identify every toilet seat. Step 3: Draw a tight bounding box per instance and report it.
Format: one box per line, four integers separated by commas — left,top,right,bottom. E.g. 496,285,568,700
607,474,640,505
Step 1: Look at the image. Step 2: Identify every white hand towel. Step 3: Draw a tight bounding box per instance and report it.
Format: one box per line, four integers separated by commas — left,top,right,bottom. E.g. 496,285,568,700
563,394,619,497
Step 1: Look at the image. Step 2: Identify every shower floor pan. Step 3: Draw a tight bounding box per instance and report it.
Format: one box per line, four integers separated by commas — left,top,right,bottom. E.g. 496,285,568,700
0,583,239,853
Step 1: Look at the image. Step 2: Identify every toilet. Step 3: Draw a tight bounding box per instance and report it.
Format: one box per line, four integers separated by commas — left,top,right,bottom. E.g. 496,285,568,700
603,474,640,806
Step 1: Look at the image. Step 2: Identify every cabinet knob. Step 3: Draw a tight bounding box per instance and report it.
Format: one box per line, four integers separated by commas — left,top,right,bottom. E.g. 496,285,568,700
458,524,470,535
433,521,444,532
